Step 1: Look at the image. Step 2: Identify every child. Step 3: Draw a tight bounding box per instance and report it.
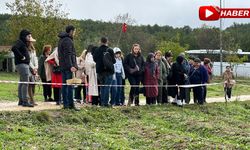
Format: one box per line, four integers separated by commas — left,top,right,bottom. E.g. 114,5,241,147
144,53,159,105
111,47,125,106
223,66,235,101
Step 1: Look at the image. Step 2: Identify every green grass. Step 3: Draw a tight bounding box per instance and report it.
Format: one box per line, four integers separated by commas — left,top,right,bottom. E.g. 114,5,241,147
0,72,44,101
1,72,250,101
0,101,249,149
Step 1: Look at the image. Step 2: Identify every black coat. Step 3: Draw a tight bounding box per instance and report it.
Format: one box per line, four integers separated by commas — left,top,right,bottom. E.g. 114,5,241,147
38,55,47,80
93,45,116,75
124,53,145,77
58,32,77,71
11,40,30,65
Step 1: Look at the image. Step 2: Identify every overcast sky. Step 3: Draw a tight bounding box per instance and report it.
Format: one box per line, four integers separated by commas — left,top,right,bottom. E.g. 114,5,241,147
1,0,250,28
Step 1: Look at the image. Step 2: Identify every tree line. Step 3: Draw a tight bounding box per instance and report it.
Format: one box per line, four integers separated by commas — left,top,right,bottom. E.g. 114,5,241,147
0,1,250,59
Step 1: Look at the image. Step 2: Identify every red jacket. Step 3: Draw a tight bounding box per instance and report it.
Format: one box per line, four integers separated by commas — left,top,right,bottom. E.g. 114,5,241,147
47,59,62,88
144,62,159,97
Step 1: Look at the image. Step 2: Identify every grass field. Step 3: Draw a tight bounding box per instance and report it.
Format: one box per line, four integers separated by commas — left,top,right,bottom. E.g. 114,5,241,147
1,72,250,102
0,101,249,149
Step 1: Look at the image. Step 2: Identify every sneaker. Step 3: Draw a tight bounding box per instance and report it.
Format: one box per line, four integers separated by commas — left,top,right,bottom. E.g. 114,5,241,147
177,100,183,106
182,101,187,105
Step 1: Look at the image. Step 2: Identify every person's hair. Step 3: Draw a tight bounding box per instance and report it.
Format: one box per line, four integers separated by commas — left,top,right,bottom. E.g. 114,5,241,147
87,44,94,53
66,25,75,33
188,55,195,61
43,45,52,55
131,43,141,54
204,58,211,65
194,58,201,63
28,42,36,52
101,37,108,44
165,51,173,58
155,50,162,56
79,50,87,61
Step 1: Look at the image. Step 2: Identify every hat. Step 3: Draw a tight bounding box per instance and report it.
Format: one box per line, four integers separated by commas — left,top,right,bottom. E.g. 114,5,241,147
113,47,121,53
194,58,201,63
176,56,184,64
19,29,31,42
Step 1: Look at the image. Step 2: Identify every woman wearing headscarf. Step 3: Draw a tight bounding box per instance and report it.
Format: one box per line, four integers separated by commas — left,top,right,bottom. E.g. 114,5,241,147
170,56,186,106
144,53,159,105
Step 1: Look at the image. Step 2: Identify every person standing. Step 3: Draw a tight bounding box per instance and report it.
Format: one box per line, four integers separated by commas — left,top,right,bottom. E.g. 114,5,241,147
110,47,125,106
162,51,173,103
93,37,116,107
58,25,79,110
45,47,62,105
189,58,208,105
38,45,53,102
155,51,166,104
85,45,99,105
170,56,186,106
203,58,212,103
11,29,34,107
75,50,87,104
124,44,145,106
223,66,235,101
27,38,38,106
144,53,159,105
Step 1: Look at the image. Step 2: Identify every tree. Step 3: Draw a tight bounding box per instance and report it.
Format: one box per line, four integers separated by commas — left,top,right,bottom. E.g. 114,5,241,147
156,41,187,59
195,24,220,50
5,0,82,54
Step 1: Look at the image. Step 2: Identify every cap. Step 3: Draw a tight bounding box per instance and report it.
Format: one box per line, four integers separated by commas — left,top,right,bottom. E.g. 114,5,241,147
113,47,121,53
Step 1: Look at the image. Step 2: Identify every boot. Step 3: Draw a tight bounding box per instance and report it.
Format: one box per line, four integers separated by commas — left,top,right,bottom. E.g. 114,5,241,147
134,95,140,106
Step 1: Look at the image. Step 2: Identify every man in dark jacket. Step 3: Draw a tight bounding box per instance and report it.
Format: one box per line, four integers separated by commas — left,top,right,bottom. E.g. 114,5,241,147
93,37,116,107
58,25,79,110
189,58,208,105
11,29,34,107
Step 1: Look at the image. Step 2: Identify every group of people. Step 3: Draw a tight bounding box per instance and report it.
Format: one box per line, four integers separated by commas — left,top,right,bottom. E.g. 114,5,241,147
11,25,235,110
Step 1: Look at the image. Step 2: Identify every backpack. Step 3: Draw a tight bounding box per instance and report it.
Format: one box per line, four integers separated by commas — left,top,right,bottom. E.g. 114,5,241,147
103,48,114,73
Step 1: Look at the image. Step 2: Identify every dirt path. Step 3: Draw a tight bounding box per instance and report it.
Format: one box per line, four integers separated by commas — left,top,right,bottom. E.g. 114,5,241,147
0,95,249,112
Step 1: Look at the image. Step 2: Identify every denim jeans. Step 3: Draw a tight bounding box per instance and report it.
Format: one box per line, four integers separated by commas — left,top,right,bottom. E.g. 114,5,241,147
62,70,73,108
110,78,117,105
115,73,123,105
111,73,123,105
99,74,113,106
16,64,30,102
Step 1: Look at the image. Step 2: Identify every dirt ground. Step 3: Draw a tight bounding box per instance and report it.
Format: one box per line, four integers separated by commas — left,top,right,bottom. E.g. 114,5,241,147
0,95,249,112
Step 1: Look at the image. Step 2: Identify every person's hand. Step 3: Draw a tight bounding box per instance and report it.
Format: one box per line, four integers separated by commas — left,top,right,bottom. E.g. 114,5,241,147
129,68,137,74
33,69,38,75
71,67,77,72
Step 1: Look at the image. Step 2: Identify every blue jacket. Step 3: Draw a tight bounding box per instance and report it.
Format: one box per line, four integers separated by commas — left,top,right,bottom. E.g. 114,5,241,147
189,65,208,84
